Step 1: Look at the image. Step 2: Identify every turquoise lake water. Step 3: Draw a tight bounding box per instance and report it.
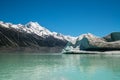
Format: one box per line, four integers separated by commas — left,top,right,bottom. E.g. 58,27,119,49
0,53,120,80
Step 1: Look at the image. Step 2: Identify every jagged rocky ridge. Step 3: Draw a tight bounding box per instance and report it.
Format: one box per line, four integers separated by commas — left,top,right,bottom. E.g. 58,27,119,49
63,32,120,53
0,21,76,53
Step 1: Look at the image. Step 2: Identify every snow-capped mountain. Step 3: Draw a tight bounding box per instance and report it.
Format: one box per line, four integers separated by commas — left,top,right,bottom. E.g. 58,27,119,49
0,21,76,42
0,21,76,53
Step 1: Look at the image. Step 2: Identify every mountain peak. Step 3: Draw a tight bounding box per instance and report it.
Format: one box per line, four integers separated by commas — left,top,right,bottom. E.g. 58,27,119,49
25,21,43,29
77,33,98,40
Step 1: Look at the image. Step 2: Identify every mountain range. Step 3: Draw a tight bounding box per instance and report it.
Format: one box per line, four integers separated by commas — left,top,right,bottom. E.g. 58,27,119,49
0,21,120,53
0,21,76,53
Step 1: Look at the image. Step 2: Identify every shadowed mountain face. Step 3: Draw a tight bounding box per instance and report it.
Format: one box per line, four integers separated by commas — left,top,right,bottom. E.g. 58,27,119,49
0,23,68,53
103,32,120,42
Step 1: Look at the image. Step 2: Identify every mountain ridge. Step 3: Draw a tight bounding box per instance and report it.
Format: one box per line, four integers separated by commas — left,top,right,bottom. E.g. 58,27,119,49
0,21,76,41
0,21,120,53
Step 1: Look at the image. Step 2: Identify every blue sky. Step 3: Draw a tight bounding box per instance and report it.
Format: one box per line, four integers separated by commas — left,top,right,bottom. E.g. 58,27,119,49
0,0,120,37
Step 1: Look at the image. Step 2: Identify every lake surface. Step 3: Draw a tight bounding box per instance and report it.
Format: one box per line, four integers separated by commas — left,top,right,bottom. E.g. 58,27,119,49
0,53,120,80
